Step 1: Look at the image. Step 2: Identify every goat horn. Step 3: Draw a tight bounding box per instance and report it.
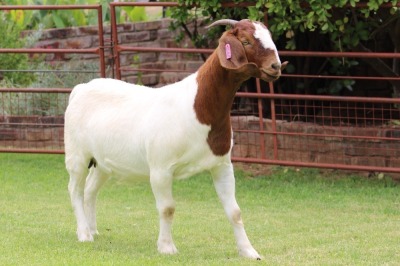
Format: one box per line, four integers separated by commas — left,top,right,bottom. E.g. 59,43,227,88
205,19,238,29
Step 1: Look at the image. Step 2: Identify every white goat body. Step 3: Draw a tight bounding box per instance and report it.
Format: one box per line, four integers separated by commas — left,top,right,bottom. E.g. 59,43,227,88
65,19,286,259
66,74,222,180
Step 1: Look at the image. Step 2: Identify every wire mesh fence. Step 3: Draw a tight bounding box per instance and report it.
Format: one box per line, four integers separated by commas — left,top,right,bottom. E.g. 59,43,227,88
231,93,400,173
0,88,70,153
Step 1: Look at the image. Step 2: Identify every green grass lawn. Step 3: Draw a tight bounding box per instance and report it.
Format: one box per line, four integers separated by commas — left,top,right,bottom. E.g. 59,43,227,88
1,153,399,265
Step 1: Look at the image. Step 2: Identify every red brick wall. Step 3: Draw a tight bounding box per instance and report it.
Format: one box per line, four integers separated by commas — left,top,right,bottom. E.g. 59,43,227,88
30,19,204,87
2,115,398,169
0,116,64,151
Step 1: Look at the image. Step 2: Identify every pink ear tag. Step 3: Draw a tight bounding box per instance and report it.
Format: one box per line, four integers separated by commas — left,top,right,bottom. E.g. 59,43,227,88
225,43,232,60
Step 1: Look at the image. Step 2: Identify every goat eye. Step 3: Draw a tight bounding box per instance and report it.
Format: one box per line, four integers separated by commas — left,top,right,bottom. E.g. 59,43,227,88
242,41,250,46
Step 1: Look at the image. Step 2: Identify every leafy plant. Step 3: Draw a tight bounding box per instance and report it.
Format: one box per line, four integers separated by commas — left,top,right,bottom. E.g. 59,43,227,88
0,12,36,86
169,0,248,52
2,0,92,29
28,59,99,116
119,6,147,23
1,0,149,29
260,0,399,51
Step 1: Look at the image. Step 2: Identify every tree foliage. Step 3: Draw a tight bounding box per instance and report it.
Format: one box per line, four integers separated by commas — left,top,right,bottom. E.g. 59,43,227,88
169,0,251,50
169,0,400,96
259,0,399,51
170,0,399,50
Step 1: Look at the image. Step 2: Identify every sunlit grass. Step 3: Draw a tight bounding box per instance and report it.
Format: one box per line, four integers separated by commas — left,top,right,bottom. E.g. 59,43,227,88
1,153,399,265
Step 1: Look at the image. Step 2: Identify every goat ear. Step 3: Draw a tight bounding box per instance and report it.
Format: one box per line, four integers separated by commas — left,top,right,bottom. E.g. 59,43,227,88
217,33,248,70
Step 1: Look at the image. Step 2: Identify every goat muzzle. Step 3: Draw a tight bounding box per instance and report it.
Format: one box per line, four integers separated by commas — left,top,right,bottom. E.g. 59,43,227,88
260,61,288,81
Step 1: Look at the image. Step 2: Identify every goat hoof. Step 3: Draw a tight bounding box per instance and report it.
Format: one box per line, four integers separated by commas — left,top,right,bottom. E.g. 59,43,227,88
158,242,178,255
239,248,261,260
90,229,100,236
77,229,94,242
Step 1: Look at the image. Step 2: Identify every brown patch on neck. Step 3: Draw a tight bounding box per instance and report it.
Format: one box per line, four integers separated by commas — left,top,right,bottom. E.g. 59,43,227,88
194,52,246,156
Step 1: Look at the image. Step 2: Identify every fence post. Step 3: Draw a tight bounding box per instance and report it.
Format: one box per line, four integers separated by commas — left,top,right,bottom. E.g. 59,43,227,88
268,82,279,160
110,3,121,80
256,78,266,159
264,7,279,160
96,4,106,78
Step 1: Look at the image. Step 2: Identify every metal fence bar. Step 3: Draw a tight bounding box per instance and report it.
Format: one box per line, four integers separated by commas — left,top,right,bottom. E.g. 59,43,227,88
0,48,99,54
233,129,400,142
232,157,400,174
0,148,64,154
255,78,266,159
0,5,100,10
282,74,400,81
235,92,400,103
268,82,279,160
0,88,72,93
280,50,400,58
0,70,99,74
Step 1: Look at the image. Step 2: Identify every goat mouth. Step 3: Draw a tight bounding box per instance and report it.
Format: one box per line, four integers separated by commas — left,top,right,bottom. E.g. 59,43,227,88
261,69,279,80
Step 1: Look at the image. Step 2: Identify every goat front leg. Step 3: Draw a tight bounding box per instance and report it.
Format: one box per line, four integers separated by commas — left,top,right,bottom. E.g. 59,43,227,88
211,162,261,260
150,170,178,255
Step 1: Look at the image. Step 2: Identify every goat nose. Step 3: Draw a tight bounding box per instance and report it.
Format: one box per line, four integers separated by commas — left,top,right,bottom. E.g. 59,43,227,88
271,62,281,70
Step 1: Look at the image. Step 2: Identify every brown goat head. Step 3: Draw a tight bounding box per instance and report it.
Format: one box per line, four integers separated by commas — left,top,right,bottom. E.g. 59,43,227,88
208,19,288,82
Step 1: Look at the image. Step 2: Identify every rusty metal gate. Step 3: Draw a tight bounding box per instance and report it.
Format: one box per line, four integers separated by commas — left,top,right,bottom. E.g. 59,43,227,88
1,2,400,174
0,4,105,154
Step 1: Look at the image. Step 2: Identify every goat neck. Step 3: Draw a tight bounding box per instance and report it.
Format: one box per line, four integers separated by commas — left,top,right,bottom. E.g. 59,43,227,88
194,51,246,157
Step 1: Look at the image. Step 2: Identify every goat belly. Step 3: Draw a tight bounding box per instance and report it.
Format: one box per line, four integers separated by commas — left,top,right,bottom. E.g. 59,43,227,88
145,121,221,179
171,155,228,180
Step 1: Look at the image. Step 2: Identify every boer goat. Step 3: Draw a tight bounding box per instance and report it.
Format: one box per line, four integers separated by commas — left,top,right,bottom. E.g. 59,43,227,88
64,19,287,259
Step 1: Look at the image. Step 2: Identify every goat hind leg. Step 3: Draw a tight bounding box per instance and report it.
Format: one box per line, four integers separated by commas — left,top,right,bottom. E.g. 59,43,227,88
211,162,261,259
84,168,109,236
67,158,93,242
150,171,177,254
